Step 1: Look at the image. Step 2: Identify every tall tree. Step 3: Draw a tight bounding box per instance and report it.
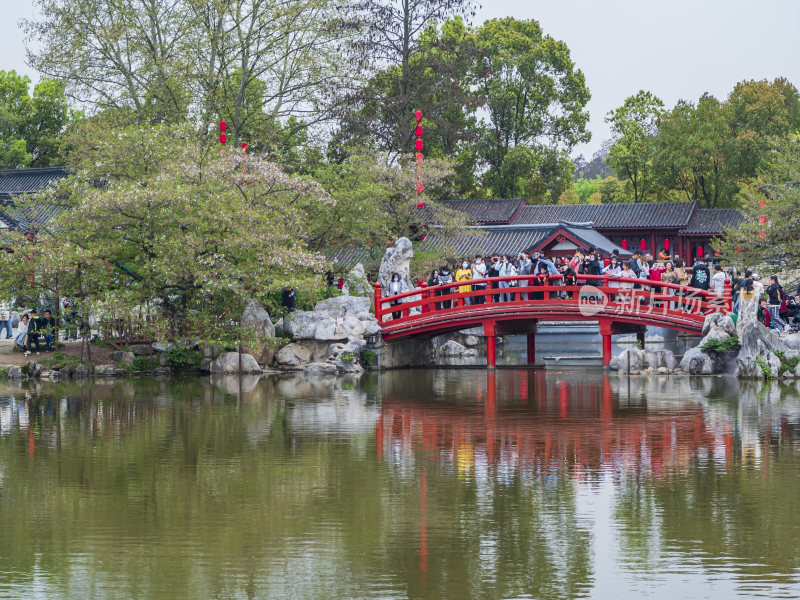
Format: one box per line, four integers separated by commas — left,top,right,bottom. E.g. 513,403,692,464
25,0,351,139
473,18,590,203
605,90,664,203
0,70,72,168
654,94,738,208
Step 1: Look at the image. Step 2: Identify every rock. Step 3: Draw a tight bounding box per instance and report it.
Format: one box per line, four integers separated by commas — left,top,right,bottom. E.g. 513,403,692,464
657,367,670,374
439,340,473,357
608,356,621,371
114,368,130,377
363,319,381,336
616,348,644,372
698,325,731,349
209,352,262,374
644,349,677,370
95,365,117,377
679,347,713,375
303,362,338,374
242,301,275,338
340,315,365,338
151,342,168,353
275,343,313,367
6,365,22,379
377,237,414,292
783,333,800,351
129,344,152,356
199,358,213,372
463,335,480,347
111,351,125,361
23,361,42,378
73,364,90,378
343,263,372,297
153,367,172,377
314,295,371,317
702,313,736,336
118,352,135,366
737,321,787,378
795,361,800,378
661,350,677,370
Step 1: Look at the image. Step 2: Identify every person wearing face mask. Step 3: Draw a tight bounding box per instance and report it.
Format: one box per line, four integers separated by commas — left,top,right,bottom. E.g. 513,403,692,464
455,260,473,306
386,272,405,319
472,255,487,304
437,265,454,309
518,251,532,300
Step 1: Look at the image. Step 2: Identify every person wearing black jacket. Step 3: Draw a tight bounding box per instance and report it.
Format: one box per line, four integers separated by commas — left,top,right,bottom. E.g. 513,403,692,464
767,275,787,330
26,309,43,353
627,251,642,277
39,310,57,351
689,259,710,290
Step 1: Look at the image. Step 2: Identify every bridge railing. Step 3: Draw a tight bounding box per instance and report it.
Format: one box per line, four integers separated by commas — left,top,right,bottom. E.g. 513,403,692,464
374,274,732,329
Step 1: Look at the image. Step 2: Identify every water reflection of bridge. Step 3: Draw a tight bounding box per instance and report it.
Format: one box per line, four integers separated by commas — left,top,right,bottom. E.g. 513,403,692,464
377,372,737,478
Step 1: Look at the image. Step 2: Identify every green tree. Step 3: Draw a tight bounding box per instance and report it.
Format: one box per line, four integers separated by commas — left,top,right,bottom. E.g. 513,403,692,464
0,70,72,168
716,135,800,272
0,121,330,341
654,94,738,208
473,18,590,202
605,90,664,203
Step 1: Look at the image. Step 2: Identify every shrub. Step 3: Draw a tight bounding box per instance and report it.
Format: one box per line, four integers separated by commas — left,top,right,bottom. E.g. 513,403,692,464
700,336,741,354
165,346,191,369
361,349,377,367
754,357,773,380
0,368,8,378
780,355,800,374
341,352,356,363
132,355,158,371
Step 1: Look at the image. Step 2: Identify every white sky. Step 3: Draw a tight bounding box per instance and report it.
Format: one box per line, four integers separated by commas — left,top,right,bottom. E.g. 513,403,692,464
4,0,800,157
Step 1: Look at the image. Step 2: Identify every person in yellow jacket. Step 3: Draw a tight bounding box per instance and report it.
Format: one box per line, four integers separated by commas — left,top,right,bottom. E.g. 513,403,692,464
455,260,473,306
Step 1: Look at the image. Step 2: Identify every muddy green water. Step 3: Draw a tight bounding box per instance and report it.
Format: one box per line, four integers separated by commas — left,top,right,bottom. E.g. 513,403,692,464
0,371,799,599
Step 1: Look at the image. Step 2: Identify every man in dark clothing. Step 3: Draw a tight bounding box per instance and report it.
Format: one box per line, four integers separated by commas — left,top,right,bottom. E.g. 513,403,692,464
27,309,43,352
40,310,57,351
627,251,642,277
281,287,297,312
585,247,602,276
689,259,710,290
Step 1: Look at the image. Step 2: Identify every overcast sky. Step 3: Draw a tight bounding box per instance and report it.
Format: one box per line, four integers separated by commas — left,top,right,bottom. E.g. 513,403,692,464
5,0,800,157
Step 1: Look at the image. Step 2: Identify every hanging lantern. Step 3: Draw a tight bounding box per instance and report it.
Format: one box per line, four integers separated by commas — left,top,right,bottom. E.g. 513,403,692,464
663,238,670,251
758,215,767,225
415,125,423,137
241,142,248,152
416,181,424,193
640,238,647,251
419,235,426,242
696,246,704,257
759,199,766,207
219,120,226,132
415,152,423,164
417,202,425,208
220,132,227,144
714,249,720,256
415,139,423,151
415,110,422,122
621,239,628,250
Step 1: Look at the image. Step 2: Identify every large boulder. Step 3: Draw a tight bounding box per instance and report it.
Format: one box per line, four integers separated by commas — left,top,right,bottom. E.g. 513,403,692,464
615,348,645,372
209,352,263,374
315,295,371,316
242,301,275,338
679,347,713,375
377,237,414,291
702,313,736,336
275,343,313,367
644,349,677,370
737,321,786,378
697,325,731,349
439,340,477,357
343,263,372,297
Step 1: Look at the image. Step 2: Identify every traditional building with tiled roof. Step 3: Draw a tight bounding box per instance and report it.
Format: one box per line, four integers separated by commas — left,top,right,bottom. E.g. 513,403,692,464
0,167,68,230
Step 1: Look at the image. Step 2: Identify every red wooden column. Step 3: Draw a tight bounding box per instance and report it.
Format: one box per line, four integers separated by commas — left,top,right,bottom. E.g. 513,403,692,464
599,319,613,367
484,319,497,369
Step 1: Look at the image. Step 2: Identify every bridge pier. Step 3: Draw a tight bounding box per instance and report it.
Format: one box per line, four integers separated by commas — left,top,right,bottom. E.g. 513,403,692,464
527,331,536,365
636,330,646,349
484,319,497,369
599,320,613,367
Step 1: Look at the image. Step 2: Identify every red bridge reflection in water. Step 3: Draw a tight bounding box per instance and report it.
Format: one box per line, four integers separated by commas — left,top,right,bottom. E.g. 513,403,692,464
376,372,737,481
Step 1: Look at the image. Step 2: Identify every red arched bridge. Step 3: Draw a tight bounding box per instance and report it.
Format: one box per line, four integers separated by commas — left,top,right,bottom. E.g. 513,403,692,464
374,275,732,367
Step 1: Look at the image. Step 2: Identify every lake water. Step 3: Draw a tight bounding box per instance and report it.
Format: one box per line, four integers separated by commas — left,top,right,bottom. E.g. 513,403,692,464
1,371,799,599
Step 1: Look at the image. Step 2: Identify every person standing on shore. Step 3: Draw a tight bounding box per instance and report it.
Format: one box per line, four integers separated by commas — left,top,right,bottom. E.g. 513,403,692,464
0,299,12,340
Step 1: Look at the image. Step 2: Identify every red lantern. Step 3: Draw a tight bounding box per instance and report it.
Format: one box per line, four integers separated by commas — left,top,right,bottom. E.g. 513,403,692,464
219,120,226,132
621,239,628,250
759,200,766,207
241,142,248,152
415,152,423,164
415,110,422,122
415,125,423,137
415,139,423,151
416,182,424,193
420,235,426,241
640,238,647,251
664,239,670,251
220,132,227,144
714,249,720,256
696,246,703,257
758,215,767,225
417,202,425,208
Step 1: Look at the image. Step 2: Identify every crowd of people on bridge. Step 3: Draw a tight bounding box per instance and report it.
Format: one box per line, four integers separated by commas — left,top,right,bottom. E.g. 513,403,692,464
384,247,799,332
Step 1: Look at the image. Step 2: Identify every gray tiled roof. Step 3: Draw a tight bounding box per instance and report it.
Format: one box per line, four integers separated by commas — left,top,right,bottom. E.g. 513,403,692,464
436,198,525,224
514,201,697,229
680,208,744,234
0,167,68,197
